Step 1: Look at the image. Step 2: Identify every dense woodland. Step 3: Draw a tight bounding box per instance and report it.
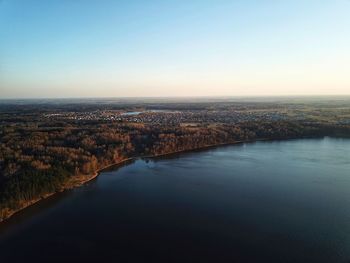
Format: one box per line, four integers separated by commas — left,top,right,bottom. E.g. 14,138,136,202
1,101,350,220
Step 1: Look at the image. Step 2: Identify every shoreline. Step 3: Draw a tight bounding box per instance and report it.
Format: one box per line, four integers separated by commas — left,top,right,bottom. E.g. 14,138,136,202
0,157,135,223
0,136,327,223
141,138,269,159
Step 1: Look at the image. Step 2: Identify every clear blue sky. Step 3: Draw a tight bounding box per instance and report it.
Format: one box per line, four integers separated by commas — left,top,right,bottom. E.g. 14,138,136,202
1,0,350,98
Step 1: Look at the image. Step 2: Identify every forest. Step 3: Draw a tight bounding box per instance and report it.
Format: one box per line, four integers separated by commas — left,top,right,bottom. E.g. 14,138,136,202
1,99,350,221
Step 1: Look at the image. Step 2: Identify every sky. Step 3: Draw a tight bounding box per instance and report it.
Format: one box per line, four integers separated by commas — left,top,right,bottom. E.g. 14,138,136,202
0,0,350,98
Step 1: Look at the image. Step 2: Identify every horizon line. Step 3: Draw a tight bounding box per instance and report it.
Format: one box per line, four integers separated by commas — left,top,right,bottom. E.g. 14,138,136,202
2,94,350,100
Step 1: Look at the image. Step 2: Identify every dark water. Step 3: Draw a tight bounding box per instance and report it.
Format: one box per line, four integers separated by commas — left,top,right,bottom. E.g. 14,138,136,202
1,138,350,263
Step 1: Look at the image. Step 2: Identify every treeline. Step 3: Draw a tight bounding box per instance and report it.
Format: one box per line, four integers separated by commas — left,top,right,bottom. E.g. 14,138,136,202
1,119,349,220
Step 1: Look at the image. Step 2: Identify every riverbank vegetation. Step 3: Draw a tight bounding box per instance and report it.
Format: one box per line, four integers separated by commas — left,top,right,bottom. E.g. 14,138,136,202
1,99,350,221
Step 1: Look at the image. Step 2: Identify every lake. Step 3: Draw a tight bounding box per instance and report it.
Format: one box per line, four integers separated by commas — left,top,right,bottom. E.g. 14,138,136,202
1,138,350,263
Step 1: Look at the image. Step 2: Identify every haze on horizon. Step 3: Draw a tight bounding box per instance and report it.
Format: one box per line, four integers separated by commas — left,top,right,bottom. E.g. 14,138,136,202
1,0,350,99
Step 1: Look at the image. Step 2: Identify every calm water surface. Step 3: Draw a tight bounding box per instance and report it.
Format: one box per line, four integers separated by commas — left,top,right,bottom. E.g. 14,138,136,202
1,138,350,263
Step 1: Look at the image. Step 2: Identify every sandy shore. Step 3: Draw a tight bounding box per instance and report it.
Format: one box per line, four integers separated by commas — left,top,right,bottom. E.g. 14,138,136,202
0,138,280,223
0,157,134,223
